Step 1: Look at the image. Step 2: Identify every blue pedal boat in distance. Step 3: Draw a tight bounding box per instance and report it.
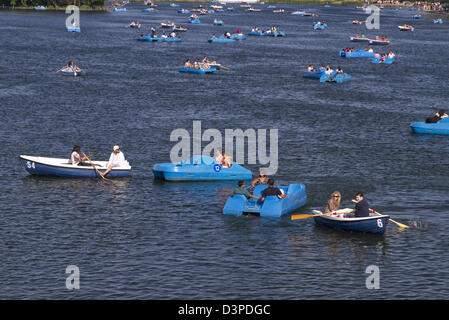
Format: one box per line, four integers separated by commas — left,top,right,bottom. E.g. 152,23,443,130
19,155,131,178
223,184,307,218
179,67,217,74
303,69,325,79
410,117,449,135
67,26,81,32
153,155,252,181
372,57,395,64
314,210,390,234
340,49,375,58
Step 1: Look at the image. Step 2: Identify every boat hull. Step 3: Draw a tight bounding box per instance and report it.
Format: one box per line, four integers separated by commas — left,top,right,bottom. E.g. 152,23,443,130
372,57,394,64
19,155,131,178
153,155,251,180
340,50,375,58
179,67,217,74
369,40,390,45
314,214,389,234
350,37,370,42
303,70,325,79
67,27,81,32
320,72,352,83
223,184,307,218
138,35,163,42
313,23,327,30
410,118,449,135
208,37,235,43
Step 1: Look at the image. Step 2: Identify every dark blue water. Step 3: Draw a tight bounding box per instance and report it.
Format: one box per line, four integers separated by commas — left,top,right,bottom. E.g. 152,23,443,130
1,2,449,299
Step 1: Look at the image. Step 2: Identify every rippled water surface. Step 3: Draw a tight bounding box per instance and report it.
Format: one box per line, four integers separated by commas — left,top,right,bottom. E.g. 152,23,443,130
1,2,449,299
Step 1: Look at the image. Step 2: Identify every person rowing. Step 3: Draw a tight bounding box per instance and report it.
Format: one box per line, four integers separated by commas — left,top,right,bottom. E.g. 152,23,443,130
70,145,90,166
60,61,82,73
307,64,314,72
352,192,370,217
388,51,395,59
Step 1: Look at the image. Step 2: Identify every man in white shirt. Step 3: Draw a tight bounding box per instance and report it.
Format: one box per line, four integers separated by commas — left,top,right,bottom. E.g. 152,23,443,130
102,145,127,176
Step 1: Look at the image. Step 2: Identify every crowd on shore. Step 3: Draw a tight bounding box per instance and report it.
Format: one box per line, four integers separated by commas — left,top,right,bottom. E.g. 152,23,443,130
367,1,449,13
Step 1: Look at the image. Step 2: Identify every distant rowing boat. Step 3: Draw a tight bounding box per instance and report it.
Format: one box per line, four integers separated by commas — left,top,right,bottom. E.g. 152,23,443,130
19,155,131,178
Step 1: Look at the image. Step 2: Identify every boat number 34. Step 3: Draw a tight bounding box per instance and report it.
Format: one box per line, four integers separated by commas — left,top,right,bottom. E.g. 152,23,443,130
377,219,383,228
26,161,36,169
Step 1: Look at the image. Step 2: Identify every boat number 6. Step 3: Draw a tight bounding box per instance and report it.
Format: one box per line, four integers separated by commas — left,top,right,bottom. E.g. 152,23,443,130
26,161,35,169
377,219,383,228
213,164,222,172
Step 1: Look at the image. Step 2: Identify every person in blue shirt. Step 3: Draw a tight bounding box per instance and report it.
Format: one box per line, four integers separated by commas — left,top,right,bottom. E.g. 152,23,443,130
353,192,370,217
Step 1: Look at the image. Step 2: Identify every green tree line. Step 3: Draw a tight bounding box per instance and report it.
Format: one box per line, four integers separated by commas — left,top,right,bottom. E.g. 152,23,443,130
0,0,105,8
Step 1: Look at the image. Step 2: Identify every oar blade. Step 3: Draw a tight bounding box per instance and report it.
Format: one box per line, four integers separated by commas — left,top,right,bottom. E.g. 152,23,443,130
291,214,315,220
390,218,410,229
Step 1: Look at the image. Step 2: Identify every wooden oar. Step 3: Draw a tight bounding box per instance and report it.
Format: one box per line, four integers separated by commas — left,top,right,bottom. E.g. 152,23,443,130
217,64,230,71
370,209,409,229
55,66,67,73
351,199,409,229
81,151,111,182
81,152,97,161
292,211,335,220
291,208,353,220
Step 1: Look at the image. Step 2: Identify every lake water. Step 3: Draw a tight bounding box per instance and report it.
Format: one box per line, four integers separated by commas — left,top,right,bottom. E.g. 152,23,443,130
1,2,449,299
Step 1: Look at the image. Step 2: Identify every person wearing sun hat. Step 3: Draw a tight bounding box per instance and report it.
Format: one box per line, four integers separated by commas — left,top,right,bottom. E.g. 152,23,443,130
102,145,127,177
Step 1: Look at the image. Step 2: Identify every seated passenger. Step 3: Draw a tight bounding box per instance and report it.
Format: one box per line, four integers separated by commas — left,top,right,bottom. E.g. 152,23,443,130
194,59,201,69
222,154,232,167
260,179,289,202
324,191,341,214
426,109,449,123
250,169,269,190
233,180,260,200
307,64,314,72
185,59,192,69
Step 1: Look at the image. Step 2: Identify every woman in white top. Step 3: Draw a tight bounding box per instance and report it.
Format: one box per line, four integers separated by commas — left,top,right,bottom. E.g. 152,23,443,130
70,145,89,166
